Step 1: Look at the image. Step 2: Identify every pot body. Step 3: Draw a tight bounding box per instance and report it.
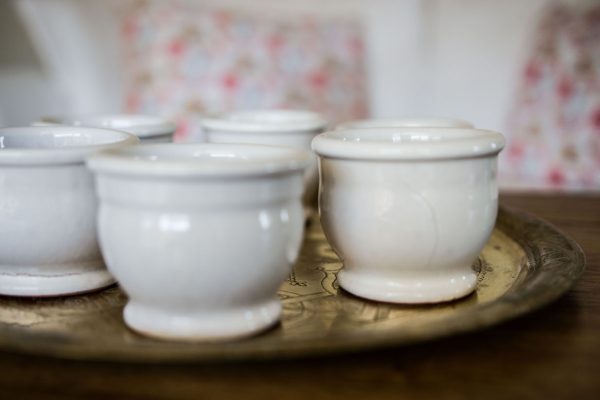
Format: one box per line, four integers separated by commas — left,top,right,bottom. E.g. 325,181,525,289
312,126,504,303
318,157,499,303
202,110,327,212
93,159,305,340
205,129,319,208
0,126,138,296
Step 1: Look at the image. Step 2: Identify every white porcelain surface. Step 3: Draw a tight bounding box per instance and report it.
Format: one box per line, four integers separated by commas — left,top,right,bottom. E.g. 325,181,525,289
87,143,309,341
36,114,176,142
336,117,473,130
0,126,139,296
201,110,327,210
312,127,505,303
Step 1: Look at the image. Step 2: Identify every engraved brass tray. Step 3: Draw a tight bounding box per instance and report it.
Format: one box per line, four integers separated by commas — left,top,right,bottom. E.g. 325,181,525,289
0,206,585,362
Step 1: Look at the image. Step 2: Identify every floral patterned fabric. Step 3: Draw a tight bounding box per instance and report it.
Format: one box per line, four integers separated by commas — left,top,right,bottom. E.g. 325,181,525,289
502,1,600,190
118,1,368,141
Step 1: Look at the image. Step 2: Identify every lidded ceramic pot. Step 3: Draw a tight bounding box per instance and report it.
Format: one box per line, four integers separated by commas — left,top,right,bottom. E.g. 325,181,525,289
87,143,310,341
37,114,176,142
201,110,327,211
312,127,505,303
336,117,473,130
0,126,139,296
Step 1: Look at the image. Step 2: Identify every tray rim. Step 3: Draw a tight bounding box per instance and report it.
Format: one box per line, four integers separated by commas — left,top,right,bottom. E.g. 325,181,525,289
0,205,586,363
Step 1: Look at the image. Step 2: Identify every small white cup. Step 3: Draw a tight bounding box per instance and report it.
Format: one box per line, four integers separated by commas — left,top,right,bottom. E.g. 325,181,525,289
36,114,177,142
312,127,505,303
336,117,473,130
201,110,328,211
0,126,139,296
87,143,310,341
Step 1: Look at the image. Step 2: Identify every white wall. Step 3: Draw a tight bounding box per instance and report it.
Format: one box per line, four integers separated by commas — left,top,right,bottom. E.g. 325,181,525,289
15,0,124,116
362,0,425,117
362,0,548,133
0,0,60,125
423,0,548,131
1,0,551,131
0,68,66,126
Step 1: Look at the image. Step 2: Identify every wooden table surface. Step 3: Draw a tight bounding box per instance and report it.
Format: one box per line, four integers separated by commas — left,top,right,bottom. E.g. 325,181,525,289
1,193,598,399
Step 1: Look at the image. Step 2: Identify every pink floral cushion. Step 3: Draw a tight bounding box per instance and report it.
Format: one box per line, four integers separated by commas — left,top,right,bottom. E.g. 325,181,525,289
502,2,600,190
119,1,369,141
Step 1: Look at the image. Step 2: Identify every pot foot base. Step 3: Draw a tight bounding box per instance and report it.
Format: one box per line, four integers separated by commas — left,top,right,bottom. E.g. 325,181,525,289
338,267,477,304
124,298,282,342
0,261,114,297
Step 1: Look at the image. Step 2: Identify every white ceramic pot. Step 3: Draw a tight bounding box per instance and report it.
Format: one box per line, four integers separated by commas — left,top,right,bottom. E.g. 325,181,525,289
201,110,327,211
312,127,505,304
87,143,310,341
0,126,139,297
36,114,177,142
336,117,473,130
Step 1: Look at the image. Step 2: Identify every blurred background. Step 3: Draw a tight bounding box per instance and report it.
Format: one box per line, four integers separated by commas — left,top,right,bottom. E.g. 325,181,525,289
0,0,598,191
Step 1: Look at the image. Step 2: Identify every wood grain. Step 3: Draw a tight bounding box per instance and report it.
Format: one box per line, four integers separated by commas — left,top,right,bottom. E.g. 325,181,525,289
1,193,598,399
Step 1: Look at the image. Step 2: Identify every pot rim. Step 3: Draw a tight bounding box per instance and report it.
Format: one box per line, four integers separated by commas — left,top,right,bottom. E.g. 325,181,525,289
87,143,312,178
36,114,176,138
0,126,139,165
201,109,328,134
311,127,505,160
336,117,473,130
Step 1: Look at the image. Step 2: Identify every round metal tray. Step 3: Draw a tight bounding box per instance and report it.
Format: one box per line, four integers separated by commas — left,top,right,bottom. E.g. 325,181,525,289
0,206,585,362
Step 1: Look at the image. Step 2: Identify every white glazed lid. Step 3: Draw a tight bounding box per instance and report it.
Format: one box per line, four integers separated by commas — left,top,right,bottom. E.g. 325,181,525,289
37,114,176,138
336,117,473,130
312,127,505,160
201,110,328,133
88,143,312,178
0,126,139,165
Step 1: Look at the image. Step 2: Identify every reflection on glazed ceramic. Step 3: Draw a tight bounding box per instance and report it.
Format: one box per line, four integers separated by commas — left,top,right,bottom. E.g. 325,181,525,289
201,110,328,210
36,114,176,142
336,117,473,130
0,126,139,297
87,143,309,341
312,127,505,304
